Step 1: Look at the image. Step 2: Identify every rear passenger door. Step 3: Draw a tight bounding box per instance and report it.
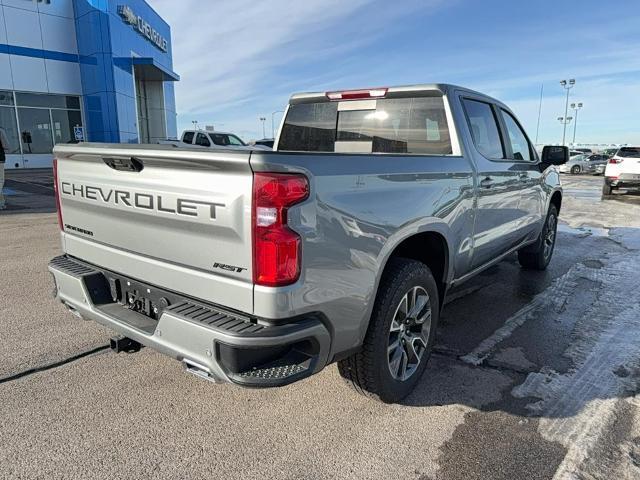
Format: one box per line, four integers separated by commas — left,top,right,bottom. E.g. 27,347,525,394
182,131,195,145
195,132,211,147
461,97,531,270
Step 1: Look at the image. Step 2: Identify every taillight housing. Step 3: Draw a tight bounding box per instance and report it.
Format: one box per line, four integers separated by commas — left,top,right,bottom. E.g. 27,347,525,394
252,173,309,287
52,158,64,230
609,157,624,164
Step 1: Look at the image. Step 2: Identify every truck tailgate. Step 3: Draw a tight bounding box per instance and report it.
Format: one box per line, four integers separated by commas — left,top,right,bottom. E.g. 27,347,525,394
54,144,254,312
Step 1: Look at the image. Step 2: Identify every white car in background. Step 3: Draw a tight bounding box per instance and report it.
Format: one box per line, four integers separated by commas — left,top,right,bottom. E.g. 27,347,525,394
602,146,640,197
159,131,271,151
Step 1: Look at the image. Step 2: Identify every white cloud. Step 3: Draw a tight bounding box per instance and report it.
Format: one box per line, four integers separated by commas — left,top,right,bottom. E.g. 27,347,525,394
149,0,640,144
150,0,452,136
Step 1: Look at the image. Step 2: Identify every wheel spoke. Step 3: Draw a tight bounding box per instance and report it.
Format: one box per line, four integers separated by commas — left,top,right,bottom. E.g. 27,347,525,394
388,338,401,355
389,345,404,377
408,295,429,322
389,318,403,333
409,287,417,315
398,349,408,380
396,294,408,322
405,333,427,364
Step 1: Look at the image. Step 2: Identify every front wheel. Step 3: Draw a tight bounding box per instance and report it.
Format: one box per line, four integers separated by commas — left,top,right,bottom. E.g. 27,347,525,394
571,165,581,174
338,258,439,403
518,205,558,270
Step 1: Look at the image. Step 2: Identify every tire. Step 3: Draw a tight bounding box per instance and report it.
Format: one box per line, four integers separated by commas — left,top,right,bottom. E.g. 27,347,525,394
338,258,439,403
518,204,558,270
571,165,581,174
602,182,614,199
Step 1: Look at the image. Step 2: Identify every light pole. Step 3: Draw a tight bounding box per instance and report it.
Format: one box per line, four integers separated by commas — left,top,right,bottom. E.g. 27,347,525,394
192,120,199,131
559,79,575,145
557,116,573,144
271,110,284,139
259,117,266,139
535,83,544,145
570,102,583,144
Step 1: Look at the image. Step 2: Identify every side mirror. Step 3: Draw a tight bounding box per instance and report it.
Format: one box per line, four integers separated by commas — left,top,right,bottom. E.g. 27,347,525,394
541,145,569,166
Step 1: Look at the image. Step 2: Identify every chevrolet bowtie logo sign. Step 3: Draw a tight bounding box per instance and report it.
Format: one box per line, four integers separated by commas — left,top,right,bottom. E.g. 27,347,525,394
118,5,168,52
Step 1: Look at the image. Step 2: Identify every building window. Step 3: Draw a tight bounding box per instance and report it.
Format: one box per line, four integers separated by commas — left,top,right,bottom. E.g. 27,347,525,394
11,93,83,155
52,110,83,145
0,107,21,155
15,93,80,110
18,108,54,154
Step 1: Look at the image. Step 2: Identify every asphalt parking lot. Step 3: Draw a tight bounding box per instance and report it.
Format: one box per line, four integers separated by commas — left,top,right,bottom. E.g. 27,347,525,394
1,172,640,480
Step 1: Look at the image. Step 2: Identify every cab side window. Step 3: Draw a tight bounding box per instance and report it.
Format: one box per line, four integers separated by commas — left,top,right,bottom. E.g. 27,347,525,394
500,110,532,161
182,131,194,144
462,98,504,159
196,133,211,147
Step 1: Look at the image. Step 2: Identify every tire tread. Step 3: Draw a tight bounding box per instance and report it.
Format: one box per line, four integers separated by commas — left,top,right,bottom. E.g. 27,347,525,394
337,258,438,402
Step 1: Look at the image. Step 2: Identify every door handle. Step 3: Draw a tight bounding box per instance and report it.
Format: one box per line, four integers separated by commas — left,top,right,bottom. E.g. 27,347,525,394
480,177,495,188
518,173,528,182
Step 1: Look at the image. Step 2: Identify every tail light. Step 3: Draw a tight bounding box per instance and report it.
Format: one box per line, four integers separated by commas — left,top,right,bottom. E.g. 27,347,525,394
326,87,388,101
252,173,309,287
52,158,64,230
609,157,624,164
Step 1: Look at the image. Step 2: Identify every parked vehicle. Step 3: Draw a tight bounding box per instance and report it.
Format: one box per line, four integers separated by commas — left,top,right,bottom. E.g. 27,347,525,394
603,148,618,158
602,146,640,197
49,84,567,402
559,154,591,174
182,130,247,148
572,148,592,154
159,130,270,151
586,154,609,175
593,163,606,175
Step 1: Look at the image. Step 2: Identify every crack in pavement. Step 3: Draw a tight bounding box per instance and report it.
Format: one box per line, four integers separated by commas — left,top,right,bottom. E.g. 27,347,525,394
0,345,110,385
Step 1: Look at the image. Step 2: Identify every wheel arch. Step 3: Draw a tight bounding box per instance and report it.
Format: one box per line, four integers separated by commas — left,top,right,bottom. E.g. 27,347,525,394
549,189,562,214
376,227,452,312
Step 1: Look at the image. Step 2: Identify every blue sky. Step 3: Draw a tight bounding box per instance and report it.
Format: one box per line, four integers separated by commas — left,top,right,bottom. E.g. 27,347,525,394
151,0,640,145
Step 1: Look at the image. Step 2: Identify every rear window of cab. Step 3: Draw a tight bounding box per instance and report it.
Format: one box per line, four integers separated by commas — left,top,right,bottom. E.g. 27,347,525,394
278,96,453,155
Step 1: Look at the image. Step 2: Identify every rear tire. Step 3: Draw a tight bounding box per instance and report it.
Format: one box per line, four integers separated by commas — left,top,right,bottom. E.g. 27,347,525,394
571,165,581,174
518,205,558,270
602,182,614,199
338,258,439,403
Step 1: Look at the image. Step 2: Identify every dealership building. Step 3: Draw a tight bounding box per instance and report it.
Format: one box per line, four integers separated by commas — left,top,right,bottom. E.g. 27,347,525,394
0,0,178,169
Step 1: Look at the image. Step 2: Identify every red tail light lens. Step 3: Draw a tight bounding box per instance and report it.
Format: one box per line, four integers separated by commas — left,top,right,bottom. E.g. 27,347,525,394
52,158,64,230
252,173,309,287
326,87,388,101
609,157,623,164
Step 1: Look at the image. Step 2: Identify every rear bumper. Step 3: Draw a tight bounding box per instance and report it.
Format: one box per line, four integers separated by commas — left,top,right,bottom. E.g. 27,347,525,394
48,255,331,387
605,176,640,190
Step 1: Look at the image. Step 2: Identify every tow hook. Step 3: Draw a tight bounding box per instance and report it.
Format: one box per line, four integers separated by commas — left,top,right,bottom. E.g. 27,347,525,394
110,335,142,353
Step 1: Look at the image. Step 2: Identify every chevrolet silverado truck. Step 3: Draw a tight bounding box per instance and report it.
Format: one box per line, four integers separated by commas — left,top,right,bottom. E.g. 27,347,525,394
49,84,568,402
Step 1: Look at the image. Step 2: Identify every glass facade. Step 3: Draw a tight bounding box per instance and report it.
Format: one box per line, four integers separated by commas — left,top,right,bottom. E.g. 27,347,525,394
74,0,178,145
0,90,83,156
0,0,178,168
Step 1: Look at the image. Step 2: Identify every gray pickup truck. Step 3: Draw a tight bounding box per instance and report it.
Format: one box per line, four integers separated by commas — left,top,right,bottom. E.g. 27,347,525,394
49,84,568,402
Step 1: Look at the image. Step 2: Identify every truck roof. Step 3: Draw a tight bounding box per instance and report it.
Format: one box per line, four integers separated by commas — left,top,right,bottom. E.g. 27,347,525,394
288,83,498,105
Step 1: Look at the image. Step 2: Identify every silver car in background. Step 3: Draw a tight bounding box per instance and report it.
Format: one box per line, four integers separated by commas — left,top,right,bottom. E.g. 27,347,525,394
559,153,599,174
